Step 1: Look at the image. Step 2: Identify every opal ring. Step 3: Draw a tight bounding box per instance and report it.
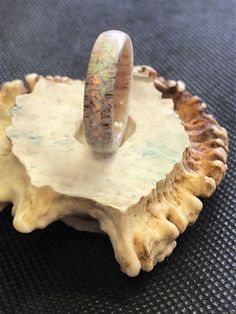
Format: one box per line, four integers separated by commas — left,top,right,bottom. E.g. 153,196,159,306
84,30,133,154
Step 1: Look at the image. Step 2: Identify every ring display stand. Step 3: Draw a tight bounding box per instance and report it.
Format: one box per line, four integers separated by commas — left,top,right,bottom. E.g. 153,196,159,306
0,65,228,276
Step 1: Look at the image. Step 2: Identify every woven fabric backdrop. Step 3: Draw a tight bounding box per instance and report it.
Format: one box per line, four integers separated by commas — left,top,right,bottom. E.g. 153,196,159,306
0,1,235,313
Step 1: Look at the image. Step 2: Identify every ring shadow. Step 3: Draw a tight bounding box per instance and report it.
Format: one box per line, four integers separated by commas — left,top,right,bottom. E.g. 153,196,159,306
74,115,136,148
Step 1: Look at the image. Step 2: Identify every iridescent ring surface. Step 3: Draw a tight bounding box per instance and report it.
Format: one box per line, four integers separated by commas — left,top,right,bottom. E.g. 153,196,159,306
84,30,133,153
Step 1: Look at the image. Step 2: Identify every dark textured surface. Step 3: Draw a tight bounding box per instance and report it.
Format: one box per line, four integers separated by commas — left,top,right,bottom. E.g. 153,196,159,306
0,0,235,313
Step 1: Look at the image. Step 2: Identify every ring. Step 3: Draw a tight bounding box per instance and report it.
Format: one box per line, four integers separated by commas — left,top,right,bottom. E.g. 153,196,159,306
84,30,133,154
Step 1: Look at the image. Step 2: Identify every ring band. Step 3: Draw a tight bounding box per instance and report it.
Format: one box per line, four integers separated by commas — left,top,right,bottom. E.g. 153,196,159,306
84,30,133,153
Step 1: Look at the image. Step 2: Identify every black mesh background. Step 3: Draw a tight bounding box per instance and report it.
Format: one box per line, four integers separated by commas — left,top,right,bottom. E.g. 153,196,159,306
0,1,235,313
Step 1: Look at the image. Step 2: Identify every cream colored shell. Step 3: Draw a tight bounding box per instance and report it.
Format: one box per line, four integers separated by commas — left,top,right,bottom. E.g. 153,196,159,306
0,66,228,276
